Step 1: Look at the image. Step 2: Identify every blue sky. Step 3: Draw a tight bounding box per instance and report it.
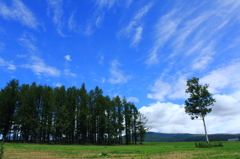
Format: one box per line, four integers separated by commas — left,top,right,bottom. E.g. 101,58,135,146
0,0,240,134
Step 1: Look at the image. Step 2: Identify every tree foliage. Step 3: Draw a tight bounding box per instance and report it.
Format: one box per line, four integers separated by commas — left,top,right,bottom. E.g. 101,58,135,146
0,79,148,145
184,77,216,143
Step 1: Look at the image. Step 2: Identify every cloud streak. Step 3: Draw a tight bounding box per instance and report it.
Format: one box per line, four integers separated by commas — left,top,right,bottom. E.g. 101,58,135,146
0,0,38,29
146,9,180,65
18,33,71,78
108,60,131,84
96,0,116,10
47,0,65,36
146,0,240,69
119,2,153,47
23,56,61,77
0,57,16,70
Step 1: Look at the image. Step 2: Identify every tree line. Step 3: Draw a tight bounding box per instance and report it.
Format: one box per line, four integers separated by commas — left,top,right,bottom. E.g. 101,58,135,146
0,79,148,145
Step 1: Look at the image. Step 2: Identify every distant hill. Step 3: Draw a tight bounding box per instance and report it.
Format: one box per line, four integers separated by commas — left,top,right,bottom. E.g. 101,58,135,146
144,132,240,142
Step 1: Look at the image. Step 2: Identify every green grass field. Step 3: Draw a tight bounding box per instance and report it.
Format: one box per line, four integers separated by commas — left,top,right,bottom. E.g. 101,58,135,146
2,142,240,159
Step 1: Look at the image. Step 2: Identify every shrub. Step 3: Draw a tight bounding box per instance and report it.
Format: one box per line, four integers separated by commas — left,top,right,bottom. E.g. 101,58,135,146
99,152,108,157
195,142,223,148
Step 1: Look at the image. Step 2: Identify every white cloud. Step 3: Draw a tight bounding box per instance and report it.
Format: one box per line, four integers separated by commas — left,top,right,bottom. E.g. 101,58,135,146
191,42,215,70
47,0,65,36
64,55,71,61
108,60,131,84
0,57,16,70
139,102,202,133
0,0,38,29
173,14,208,50
131,26,142,47
63,69,76,77
53,82,62,87
147,80,171,101
23,56,61,77
146,0,240,68
19,33,37,52
84,20,94,36
200,62,240,94
146,10,179,66
118,3,152,46
68,13,81,33
98,55,104,65
185,41,204,56
134,3,153,21
127,97,139,103
144,61,240,133
147,75,188,101
101,77,106,83
139,96,240,134
95,13,104,28
211,94,240,116
148,61,240,103
125,0,132,8
0,42,5,52
96,0,116,10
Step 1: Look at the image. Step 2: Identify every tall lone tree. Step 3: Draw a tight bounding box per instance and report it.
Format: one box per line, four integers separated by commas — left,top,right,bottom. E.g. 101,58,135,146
184,77,216,143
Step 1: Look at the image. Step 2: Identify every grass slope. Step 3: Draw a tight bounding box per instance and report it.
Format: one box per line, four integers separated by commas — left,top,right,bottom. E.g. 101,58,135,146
2,142,240,158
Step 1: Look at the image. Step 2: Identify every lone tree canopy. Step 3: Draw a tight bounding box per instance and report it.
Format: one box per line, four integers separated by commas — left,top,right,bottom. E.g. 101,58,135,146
184,77,216,143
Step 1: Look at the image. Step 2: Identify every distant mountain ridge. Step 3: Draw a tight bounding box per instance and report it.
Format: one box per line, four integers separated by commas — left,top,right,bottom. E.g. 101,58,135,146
144,132,240,142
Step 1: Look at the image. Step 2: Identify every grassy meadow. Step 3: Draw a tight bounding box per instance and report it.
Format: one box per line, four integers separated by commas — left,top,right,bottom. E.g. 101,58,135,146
2,141,240,159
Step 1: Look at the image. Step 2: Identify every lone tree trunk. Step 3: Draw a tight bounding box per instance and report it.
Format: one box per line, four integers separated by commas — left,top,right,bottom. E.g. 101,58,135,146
202,117,209,143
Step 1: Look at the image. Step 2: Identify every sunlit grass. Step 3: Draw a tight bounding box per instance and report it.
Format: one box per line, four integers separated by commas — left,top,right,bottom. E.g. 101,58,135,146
2,141,240,158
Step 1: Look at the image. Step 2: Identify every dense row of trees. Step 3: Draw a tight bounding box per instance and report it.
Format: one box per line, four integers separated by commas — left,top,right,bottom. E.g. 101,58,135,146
0,79,148,145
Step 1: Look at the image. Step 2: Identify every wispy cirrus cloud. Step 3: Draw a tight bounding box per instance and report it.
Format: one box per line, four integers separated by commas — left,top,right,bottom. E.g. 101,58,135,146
108,59,131,84
118,2,153,47
127,96,139,103
131,26,142,47
63,69,76,77
98,54,104,65
147,60,240,102
191,42,215,70
23,55,61,77
95,13,105,28
83,0,115,36
96,0,116,10
18,32,38,52
0,0,38,29
18,33,65,78
68,13,81,33
146,0,240,68
146,9,180,66
47,0,65,36
96,0,133,9
125,0,132,8
53,82,62,87
0,57,16,70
